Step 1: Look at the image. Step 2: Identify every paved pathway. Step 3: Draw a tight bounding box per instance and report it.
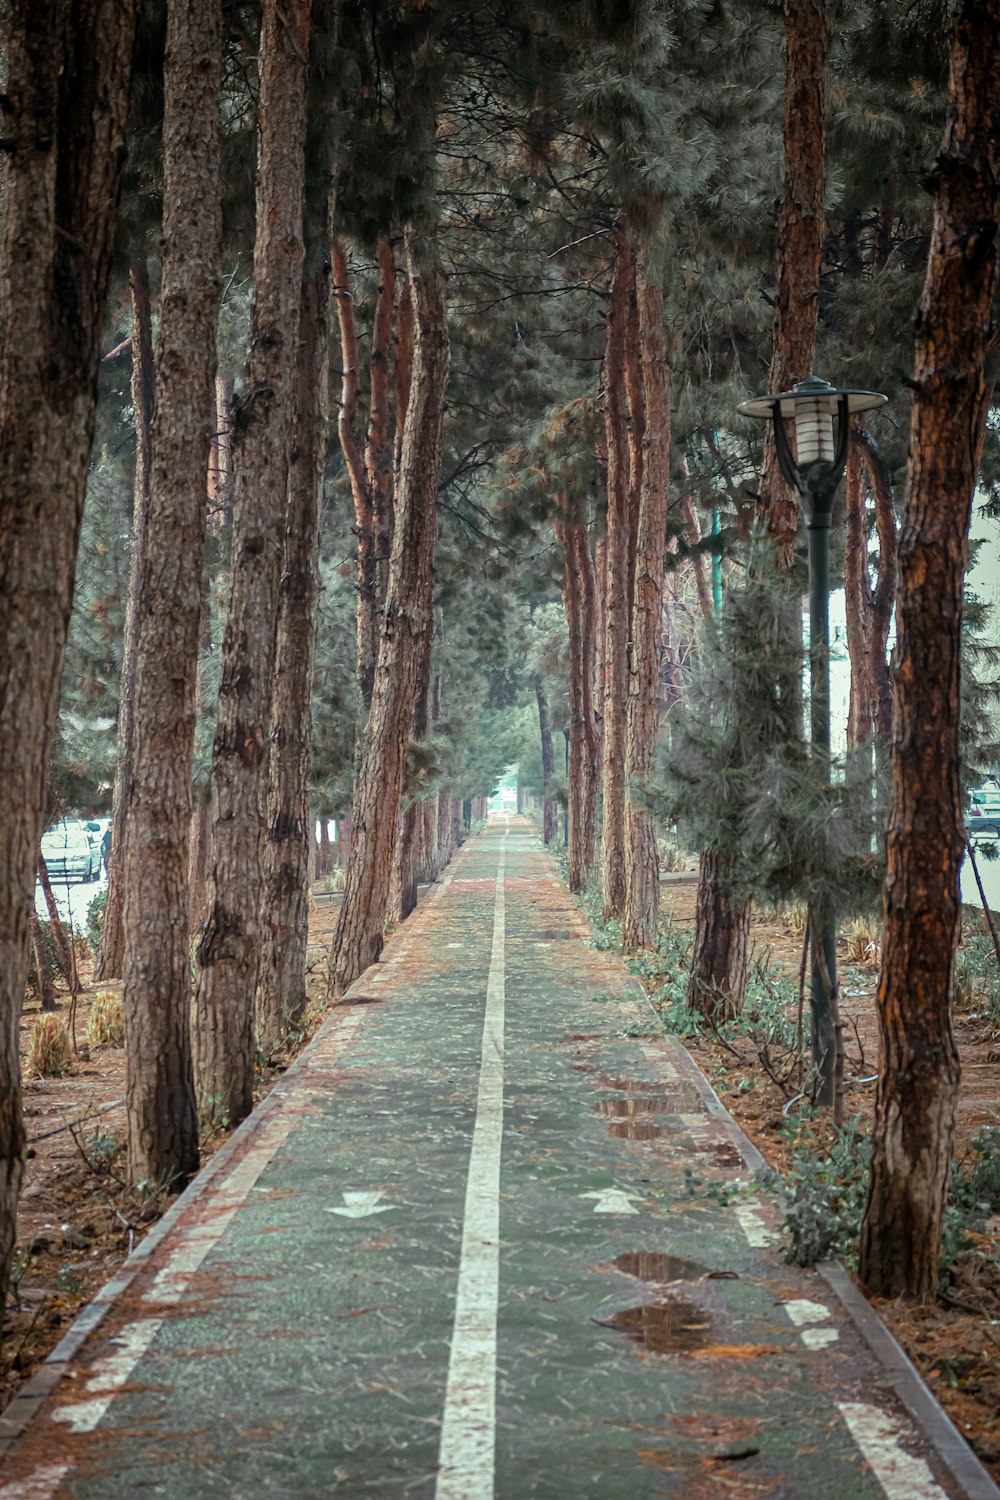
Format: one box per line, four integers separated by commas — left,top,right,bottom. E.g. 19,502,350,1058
1,816,996,1499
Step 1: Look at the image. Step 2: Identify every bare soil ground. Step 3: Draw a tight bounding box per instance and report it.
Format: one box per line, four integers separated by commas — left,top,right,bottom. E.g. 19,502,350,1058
656,874,1000,1482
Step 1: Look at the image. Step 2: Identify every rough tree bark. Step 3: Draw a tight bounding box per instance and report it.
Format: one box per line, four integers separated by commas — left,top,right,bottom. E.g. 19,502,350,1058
0,0,136,1341
96,260,155,982
327,238,449,997
760,0,827,567
557,510,599,891
687,850,750,1018
333,233,396,709
29,909,56,1013
256,257,330,1056
193,0,310,1127
689,0,828,1029
600,229,635,918
256,13,336,1057
623,245,670,951
535,675,557,845
844,426,896,750
37,856,79,997
121,0,222,1188
859,0,1000,1300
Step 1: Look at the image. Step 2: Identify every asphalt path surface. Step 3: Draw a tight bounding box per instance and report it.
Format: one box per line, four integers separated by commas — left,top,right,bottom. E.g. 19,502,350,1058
3,816,997,1499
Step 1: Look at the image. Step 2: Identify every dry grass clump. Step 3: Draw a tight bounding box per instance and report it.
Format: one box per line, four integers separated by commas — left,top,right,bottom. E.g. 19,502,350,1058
26,1014,72,1079
844,916,881,966
87,988,125,1049
781,903,809,936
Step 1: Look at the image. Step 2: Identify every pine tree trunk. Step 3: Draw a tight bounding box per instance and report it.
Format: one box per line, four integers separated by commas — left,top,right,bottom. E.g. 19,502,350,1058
845,427,896,751
395,595,434,923
334,232,396,711
318,819,332,876
122,0,222,1188
193,0,310,1126
256,23,338,1056
600,231,635,918
624,246,670,951
338,813,352,867
859,0,1000,1300
256,239,331,1055
333,239,377,708
437,791,452,864
560,515,600,891
37,857,79,995
96,260,155,982
188,799,211,930
687,850,750,1019
421,799,440,881
0,0,136,1341
29,909,56,1013
369,233,397,625
535,675,557,845
327,241,449,997
760,0,827,568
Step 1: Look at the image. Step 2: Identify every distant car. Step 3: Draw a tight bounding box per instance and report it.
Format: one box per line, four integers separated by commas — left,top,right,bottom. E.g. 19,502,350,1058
40,822,102,883
968,782,1000,839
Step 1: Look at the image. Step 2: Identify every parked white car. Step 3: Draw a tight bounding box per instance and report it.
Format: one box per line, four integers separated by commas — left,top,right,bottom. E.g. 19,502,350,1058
40,821,102,883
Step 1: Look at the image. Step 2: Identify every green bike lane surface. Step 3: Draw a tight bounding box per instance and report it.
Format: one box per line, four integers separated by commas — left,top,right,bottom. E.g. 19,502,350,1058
1,816,995,1499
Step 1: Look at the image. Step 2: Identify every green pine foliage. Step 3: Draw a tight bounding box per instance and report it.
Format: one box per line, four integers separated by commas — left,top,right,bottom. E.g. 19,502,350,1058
651,542,887,919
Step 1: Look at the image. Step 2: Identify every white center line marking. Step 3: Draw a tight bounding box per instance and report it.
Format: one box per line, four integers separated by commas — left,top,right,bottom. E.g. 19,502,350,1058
435,827,507,1500
838,1401,948,1500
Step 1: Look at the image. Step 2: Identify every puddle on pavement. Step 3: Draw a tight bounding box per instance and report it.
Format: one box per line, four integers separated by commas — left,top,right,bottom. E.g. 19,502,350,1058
595,1096,666,1139
602,1299,713,1353
595,1097,665,1115
613,1251,706,1283
608,1119,662,1139
571,1062,661,1092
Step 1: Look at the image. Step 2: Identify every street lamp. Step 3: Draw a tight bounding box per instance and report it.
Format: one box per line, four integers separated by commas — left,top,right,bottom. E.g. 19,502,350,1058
737,374,887,1105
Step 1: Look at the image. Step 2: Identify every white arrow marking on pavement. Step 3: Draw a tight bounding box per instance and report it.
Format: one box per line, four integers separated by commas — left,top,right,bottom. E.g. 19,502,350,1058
326,1190,393,1219
582,1189,641,1215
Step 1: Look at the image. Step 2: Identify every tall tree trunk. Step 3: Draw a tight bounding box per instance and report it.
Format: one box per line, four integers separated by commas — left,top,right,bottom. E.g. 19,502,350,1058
624,245,670,951
0,0,136,1341
334,232,396,710
760,0,827,567
859,0,1000,1300
193,0,310,1127
29,909,56,1013
600,230,634,918
333,239,376,708
369,233,397,623
559,514,600,891
96,260,155,982
535,675,557,845
318,818,332,876
37,857,79,996
396,620,434,923
257,247,330,1055
188,798,211,930
327,239,449,997
687,850,750,1019
122,0,222,1189
845,426,896,751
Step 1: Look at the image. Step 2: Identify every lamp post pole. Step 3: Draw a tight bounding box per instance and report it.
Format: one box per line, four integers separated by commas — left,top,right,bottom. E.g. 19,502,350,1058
737,375,887,1107
805,471,837,1102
